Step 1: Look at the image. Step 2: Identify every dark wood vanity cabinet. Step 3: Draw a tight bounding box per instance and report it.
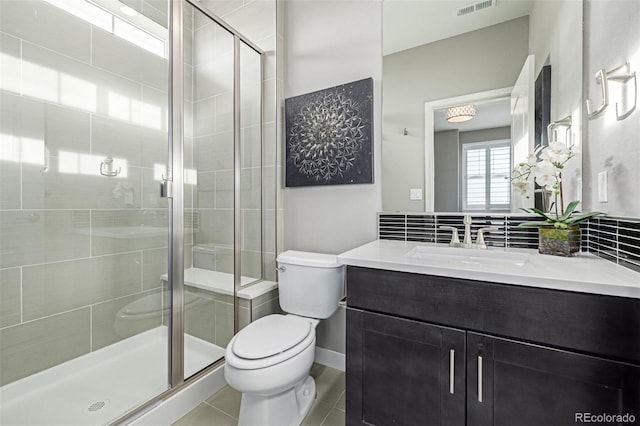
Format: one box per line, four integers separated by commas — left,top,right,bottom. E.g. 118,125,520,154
347,309,466,426
466,333,640,426
345,266,640,426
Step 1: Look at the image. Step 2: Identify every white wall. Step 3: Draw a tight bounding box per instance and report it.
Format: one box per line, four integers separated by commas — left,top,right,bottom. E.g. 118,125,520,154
283,0,382,355
583,0,640,217
283,0,382,255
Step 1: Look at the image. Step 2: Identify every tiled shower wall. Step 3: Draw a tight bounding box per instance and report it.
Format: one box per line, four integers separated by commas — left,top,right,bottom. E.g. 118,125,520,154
378,213,640,272
0,0,173,387
0,0,281,387
196,0,282,281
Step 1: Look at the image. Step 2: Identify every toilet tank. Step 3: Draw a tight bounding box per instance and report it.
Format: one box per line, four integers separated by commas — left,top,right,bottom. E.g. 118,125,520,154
276,251,345,319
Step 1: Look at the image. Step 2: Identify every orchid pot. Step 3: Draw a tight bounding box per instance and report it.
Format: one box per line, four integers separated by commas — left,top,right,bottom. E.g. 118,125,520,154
538,225,581,257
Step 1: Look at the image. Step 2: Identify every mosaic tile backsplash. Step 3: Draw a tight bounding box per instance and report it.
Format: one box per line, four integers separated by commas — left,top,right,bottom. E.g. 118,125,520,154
378,213,640,273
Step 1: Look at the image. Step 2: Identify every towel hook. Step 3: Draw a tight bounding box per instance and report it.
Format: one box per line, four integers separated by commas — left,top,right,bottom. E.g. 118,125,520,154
614,70,637,120
586,68,609,119
547,115,572,144
586,62,635,120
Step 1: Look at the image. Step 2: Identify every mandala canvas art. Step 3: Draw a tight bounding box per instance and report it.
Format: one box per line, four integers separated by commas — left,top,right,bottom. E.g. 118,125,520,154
285,78,373,187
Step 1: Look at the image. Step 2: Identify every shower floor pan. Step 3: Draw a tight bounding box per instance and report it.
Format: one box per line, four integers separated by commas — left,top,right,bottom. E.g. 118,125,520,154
0,326,225,426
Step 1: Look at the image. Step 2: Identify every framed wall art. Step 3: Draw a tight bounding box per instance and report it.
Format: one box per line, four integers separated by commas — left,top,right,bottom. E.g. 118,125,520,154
284,77,373,187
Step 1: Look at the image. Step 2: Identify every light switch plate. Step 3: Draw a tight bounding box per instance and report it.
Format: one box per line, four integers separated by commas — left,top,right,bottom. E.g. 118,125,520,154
598,171,608,203
410,188,423,200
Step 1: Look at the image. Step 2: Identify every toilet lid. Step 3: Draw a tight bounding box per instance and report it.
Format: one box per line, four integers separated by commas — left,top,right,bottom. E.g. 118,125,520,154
232,315,312,359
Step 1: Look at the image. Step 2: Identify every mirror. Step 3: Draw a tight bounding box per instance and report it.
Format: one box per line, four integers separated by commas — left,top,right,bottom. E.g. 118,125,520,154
382,0,583,213
431,91,512,212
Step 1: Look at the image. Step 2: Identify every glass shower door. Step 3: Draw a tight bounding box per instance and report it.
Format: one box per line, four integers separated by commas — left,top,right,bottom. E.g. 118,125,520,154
181,1,236,378
181,1,264,380
0,1,171,424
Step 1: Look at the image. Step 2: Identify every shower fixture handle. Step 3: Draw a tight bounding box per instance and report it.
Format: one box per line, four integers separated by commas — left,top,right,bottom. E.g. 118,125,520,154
100,157,121,177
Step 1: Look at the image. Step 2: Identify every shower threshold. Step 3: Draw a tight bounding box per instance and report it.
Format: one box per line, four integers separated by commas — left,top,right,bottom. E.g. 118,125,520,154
0,326,225,426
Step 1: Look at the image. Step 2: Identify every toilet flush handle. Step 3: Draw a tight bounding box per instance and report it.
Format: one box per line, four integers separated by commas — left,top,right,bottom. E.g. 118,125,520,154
276,265,286,272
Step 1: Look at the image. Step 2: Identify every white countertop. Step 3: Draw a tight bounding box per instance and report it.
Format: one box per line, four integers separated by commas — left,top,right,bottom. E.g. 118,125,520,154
338,240,640,299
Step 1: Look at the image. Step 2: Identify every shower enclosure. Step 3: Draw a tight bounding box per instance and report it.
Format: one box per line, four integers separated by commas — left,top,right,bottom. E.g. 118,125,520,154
0,0,271,424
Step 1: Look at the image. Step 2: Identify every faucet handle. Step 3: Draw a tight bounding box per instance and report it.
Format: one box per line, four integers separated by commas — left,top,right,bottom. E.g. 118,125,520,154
439,226,460,245
476,227,499,247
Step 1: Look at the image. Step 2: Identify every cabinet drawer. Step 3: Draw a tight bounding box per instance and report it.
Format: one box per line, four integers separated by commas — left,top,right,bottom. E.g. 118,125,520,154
347,266,640,364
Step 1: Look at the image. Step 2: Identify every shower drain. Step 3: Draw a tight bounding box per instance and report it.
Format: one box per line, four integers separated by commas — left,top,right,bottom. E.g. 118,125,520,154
88,401,106,412
83,399,110,415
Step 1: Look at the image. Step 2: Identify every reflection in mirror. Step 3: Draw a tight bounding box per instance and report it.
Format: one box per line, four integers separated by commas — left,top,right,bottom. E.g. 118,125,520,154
432,96,511,212
382,0,583,213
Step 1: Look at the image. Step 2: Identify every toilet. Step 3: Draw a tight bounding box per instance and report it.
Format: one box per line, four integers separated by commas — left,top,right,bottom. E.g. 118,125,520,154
224,251,345,426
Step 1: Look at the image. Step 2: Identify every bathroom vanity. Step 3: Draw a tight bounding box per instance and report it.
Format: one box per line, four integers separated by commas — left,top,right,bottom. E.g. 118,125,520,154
339,240,640,426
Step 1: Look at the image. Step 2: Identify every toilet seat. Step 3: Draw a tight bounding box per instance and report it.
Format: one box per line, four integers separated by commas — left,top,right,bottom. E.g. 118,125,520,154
226,314,315,370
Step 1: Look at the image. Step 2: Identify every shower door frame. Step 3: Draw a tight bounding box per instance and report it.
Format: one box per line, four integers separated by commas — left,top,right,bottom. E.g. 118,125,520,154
111,0,264,423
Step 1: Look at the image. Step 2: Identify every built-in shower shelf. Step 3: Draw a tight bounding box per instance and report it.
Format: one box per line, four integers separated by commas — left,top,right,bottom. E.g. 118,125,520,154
161,268,278,300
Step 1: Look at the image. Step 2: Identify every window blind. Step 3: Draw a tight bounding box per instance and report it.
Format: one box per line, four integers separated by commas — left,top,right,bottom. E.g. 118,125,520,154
462,139,511,211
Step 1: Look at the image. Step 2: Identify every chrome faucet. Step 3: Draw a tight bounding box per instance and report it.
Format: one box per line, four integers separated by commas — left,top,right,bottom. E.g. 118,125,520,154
439,215,498,249
463,214,473,246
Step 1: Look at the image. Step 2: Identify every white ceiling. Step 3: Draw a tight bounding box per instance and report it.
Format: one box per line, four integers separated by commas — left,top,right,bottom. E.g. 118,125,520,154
383,0,533,56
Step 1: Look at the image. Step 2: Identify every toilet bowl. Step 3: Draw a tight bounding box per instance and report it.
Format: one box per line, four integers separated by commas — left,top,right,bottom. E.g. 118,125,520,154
224,251,345,426
225,315,319,425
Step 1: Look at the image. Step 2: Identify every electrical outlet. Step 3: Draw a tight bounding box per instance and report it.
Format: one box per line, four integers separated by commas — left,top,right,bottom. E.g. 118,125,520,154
410,188,423,200
598,171,608,203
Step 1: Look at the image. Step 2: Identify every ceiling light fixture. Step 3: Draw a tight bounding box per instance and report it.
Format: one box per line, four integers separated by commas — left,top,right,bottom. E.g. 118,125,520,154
446,104,476,123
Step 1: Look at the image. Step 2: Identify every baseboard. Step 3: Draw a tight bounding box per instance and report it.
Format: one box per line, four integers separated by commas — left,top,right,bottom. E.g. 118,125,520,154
126,364,226,426
315,347,345,372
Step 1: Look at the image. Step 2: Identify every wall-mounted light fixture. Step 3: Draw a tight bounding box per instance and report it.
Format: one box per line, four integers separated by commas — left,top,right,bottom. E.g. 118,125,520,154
446,104,476,123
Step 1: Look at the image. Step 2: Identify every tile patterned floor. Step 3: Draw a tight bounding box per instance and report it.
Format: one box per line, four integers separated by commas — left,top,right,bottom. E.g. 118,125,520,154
172,363,345,426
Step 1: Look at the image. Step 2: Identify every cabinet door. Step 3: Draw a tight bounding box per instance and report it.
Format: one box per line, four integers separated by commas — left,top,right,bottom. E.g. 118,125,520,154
467,332,640,426
346,308,465,426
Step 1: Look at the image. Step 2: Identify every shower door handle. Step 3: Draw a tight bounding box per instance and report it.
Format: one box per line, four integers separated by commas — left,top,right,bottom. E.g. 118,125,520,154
160,177,173,198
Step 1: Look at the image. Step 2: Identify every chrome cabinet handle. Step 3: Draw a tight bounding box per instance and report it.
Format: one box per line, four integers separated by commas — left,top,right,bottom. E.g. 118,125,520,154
478,355,483,402
449,349,455,394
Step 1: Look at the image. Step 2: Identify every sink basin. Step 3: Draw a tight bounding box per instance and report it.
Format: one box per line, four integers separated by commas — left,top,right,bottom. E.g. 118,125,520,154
405,245,530,268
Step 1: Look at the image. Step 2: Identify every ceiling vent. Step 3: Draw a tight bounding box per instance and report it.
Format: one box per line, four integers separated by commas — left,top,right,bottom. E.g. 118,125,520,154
457,0,496,16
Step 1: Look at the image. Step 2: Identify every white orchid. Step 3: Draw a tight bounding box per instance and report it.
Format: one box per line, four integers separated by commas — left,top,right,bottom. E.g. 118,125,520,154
510,143,602,230
533,160,560,192
540,142,573,167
